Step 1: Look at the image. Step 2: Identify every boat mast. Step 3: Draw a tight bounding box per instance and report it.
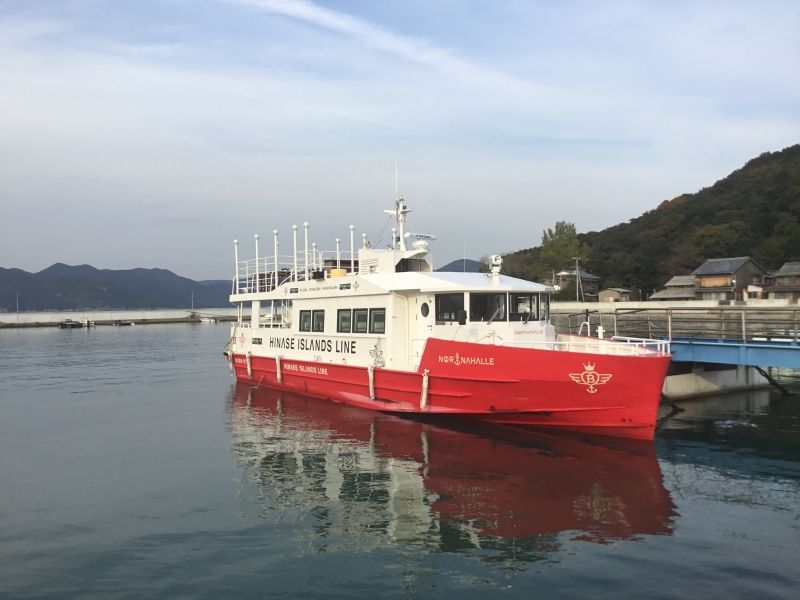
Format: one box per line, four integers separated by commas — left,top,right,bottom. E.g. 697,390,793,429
385,160,410,251
385,198,410,251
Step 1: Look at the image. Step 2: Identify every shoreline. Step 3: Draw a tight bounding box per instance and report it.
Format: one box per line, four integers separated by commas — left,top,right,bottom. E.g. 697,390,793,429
0,308,238,329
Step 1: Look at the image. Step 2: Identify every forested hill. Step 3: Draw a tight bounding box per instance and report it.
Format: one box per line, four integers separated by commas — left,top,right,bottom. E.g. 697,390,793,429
506,144,800,293
0,264,231,311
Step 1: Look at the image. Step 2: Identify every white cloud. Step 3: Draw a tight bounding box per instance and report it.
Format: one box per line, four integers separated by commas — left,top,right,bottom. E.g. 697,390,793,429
0,1,797,278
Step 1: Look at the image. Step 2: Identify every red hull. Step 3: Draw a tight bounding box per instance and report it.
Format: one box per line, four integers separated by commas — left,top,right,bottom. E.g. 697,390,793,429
229,338,670,440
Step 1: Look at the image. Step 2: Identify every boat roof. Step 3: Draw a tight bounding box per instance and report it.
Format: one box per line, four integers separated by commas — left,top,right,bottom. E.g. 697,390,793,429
362,271,553,293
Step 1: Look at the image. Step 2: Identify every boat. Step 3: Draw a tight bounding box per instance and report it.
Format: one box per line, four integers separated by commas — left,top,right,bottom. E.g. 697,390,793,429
59,318,93,329
224,198,671,440
59,319,84,329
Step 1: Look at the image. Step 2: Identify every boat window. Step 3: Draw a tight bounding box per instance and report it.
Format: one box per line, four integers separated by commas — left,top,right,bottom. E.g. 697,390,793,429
369,308,386,334
420,302,429,317
299,310,312,332
510,294,538,322
312,310,325,332
435,293,464,322
540,294,550,321
337,309,352,333
469,293,507,322
353,308,368,333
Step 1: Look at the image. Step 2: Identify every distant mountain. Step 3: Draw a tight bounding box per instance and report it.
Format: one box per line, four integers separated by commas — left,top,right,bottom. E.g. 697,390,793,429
436,258,483,273
503,144,800,291
0,263,231,311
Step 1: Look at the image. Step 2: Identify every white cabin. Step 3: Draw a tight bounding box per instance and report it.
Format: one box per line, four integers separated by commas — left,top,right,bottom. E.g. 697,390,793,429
229,200,556,372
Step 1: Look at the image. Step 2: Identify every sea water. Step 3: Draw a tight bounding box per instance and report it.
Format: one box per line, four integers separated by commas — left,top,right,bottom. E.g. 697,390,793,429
0,325,798,599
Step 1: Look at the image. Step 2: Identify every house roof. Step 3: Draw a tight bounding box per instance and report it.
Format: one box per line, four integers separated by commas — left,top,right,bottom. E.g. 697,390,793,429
601,288,631,293
555,268,600,281
774,261,800,277
770,284,800,293
664,275,696,287
649,288,697,300
693,257,760,276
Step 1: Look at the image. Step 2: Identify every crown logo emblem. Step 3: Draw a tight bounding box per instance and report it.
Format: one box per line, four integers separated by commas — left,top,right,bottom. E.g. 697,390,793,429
569,362,612,393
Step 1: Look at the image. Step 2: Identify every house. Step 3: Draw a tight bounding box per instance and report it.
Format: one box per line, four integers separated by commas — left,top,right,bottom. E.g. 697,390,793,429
598,288,632,302
692,257,765,301
553,268,600,300
767,261,800,301
649,275,696,300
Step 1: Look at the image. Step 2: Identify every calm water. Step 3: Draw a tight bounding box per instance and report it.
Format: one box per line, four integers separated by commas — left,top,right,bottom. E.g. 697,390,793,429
1,325,798,599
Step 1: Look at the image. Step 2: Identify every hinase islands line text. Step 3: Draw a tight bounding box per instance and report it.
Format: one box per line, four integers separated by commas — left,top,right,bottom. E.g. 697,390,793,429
270,337,357,354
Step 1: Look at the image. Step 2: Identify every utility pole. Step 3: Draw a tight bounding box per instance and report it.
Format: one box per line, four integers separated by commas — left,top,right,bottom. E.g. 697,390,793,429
16,292,20,322
573,256,583,302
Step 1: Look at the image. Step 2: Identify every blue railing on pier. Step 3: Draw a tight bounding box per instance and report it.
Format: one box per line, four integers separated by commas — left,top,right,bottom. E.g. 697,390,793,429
669,337,800,369
562,306,800,369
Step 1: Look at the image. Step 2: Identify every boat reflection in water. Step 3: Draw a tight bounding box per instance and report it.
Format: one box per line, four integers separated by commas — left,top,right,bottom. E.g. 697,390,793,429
229,384,675,557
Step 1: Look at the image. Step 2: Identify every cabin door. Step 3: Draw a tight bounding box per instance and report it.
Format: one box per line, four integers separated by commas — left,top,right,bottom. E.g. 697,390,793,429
409,294,434,370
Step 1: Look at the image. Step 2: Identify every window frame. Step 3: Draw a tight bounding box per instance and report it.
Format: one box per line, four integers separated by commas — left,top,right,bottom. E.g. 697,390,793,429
353,308,369,333
299,310,312,332
468,292,507,322
509,293,539,322
435,293,464,322
368,308,386,334
312,309,325,332
337,309,352,333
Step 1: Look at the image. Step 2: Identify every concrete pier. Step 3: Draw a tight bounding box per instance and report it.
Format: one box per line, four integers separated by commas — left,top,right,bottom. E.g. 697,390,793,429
664,364,769,399
0,308,238,329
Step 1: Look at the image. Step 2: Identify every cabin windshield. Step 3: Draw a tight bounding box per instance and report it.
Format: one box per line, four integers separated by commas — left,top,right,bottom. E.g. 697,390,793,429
435,293,464,322
469,293,507,322
510,293,539,322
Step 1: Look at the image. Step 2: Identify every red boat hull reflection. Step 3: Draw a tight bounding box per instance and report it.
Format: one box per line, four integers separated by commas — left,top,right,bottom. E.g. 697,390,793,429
230,384,675,545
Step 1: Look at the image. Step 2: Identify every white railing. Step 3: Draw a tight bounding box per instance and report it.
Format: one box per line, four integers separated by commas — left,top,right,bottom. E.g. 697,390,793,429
500,336,669,356
410,335,670,357
609,336,671,355
232,251,362,295
231,222,363,297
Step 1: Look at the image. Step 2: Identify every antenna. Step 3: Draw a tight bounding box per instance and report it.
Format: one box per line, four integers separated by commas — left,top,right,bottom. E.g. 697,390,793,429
395,158,399,201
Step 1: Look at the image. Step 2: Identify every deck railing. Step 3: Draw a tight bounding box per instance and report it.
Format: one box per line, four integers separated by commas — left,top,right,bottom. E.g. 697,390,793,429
556,306,800,346
611,306,799,344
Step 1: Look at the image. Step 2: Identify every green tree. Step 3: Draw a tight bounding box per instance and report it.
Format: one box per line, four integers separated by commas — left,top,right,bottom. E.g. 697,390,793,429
538,222,589,279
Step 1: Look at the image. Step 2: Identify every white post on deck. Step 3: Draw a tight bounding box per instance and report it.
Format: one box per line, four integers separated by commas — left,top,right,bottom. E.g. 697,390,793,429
254,234,260,293
272,230,279,323
233,239,239,293
349,225,355,273
273,230,279,286
292,225,298,282
252,234,261,328
303,222,309,281
251,299,260,329
336,238,341,269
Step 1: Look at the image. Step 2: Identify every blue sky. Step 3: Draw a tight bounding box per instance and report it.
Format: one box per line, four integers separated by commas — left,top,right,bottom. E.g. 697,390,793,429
1,0,798,279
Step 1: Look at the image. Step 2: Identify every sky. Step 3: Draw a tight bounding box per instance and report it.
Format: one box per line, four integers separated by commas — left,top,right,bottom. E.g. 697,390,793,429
1,0,798,280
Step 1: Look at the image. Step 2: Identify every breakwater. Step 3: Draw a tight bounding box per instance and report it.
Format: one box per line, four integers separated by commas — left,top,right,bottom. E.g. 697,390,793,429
0,308,238,328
